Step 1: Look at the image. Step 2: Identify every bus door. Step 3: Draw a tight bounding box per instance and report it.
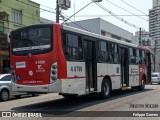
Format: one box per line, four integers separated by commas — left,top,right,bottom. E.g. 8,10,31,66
146,52,151,83
120,47,129,87
84,40,97,92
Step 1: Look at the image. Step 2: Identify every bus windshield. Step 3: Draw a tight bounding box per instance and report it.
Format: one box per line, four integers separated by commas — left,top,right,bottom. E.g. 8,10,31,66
11,24,52,56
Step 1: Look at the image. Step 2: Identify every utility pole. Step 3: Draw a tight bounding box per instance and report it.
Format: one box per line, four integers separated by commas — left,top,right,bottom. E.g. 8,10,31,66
56,0,71,23
56,0,59,23
139,27,142,46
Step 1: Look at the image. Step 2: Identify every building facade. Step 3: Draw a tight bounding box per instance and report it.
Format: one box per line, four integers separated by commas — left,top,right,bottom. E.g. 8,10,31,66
0,0,40,73
153,0,160,7
134,31,153,47
149,0,160,72
67,18,134,43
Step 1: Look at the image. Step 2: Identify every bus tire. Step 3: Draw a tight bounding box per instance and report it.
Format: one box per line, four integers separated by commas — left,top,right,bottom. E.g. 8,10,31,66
138,78,145,91
101,79,111,99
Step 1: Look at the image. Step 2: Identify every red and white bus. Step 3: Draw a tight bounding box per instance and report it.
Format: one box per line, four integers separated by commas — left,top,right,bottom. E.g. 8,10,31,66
10,23,152,98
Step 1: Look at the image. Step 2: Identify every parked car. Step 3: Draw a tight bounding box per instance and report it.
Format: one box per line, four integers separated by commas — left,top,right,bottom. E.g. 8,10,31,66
151,72,160,84
0,74,36,101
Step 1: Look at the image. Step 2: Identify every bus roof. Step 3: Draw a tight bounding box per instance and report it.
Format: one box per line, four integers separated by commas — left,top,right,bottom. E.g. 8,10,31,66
62,24,151,51
11,23,153,53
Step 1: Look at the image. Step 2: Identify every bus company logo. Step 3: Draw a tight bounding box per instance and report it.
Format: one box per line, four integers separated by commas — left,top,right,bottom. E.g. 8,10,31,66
1,112,43,118
37,65,42,70
29,70,33,76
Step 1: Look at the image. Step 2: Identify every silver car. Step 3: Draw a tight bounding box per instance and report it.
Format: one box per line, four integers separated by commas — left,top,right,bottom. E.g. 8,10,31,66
151,72,160,84
0,74,35,101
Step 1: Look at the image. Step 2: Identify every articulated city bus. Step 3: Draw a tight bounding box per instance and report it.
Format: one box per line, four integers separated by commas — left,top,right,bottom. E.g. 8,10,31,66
10,23,152,98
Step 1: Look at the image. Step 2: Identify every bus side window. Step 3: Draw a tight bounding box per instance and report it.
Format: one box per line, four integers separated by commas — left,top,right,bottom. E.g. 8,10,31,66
140,50,146,65
139,50,142,64
136,49,140,64
113,44,119,63
143,51,146,64
62,33,83,60
108,43,112,62
129,48,136,64
97,41,108,62
62,33,69,59
108,43,119,63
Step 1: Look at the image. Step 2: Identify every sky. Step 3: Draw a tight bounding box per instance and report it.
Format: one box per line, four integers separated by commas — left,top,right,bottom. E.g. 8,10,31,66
32,0,152,35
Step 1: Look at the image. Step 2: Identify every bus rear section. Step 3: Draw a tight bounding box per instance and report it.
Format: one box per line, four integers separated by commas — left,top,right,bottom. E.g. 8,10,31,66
10,24,66,93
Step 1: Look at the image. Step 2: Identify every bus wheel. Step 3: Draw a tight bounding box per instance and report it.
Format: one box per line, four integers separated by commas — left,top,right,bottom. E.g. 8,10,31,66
138,78,145,91
101,79,111,99
0,89,9,102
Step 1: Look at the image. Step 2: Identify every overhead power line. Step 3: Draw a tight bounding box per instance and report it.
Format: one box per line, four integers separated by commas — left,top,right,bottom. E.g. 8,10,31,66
61,12,98,33
1,0,96,32
16,0,56,14
105,0,148,22
64,15,148,17
120,0,148,16
62,2,93,24
95,2,142,30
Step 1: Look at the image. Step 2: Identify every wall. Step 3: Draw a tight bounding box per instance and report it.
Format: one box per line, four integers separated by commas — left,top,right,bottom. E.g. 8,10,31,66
67,18,134,43
67,18,101,34
100,18,133,42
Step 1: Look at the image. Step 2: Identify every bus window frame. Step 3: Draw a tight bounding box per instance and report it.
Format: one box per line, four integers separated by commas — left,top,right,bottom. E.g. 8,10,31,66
97,40,109,63
11,24,53,56
62,30,84,62
108,42,120,64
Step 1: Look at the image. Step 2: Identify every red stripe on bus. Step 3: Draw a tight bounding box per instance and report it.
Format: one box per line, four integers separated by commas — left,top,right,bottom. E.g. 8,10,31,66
65,75,122,79
64,74,138,79
66,76,86,79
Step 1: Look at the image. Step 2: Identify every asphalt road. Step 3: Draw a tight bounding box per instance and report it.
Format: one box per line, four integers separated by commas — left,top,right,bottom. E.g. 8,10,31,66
0,85,160,120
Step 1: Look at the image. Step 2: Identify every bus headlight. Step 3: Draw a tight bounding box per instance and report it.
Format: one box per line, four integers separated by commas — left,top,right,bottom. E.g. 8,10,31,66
10,65,16,83
50,62,58,83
